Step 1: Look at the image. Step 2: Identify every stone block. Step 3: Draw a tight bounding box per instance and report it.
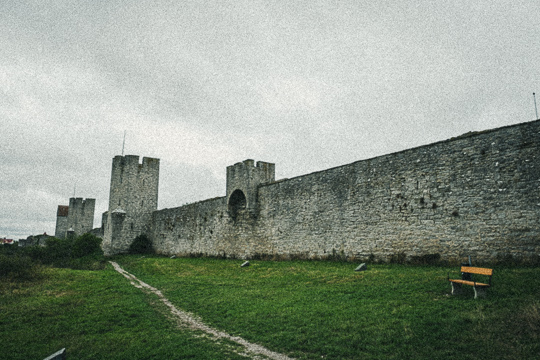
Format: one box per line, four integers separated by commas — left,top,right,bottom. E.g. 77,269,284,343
354,263,367,272
43,348,66,360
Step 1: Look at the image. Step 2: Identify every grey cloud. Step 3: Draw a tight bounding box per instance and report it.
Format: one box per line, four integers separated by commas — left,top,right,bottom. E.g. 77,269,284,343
1,0,539,239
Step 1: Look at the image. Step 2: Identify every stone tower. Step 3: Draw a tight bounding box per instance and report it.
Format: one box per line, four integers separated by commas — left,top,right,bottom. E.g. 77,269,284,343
102,155,159,255
54,199,95,239
54,205,69,239
67,198,95,237
226,159,275,219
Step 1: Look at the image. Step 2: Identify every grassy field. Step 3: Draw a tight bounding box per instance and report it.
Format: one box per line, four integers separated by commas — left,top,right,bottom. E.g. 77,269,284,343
0,262,248,360
1,256,539,359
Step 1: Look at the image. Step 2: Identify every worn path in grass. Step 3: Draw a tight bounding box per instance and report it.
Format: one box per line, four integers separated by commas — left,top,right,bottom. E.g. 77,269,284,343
110,261,294,360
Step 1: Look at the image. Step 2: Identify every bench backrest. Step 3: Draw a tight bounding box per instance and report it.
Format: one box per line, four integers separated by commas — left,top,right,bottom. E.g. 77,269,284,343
461,266,493,276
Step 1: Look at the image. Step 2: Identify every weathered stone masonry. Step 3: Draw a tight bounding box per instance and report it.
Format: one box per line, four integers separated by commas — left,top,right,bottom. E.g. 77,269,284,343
106,119,540,262
102,155,159,255
54,198,95,239
55,205,69,238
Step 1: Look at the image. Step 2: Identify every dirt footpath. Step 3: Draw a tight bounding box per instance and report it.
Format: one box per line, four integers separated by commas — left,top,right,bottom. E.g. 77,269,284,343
110,261,294,360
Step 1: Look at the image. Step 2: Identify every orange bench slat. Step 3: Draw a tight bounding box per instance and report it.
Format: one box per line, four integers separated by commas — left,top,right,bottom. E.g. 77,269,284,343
461,266,493,276
448,279,490,287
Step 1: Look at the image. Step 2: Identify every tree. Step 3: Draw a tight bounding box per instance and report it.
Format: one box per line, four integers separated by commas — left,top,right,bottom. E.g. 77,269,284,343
72,233,103,258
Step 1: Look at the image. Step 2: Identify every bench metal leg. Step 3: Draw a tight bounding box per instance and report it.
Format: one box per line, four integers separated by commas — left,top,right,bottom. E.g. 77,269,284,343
450,282,463,295
473,286,487,299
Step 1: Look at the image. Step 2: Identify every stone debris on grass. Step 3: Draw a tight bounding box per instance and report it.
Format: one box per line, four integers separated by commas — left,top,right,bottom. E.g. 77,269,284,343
354,263,367,272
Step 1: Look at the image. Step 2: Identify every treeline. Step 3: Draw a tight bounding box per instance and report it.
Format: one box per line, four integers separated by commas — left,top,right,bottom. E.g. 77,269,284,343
0,233,105,280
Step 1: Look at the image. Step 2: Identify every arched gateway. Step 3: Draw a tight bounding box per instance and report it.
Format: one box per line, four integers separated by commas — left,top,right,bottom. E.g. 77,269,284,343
228,189,247,219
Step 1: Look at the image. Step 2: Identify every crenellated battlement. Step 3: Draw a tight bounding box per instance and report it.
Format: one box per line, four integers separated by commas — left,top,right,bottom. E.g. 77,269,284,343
226,160,275,191
109,155,160,211
67,197,95,237
54,198,95,238
69,197,95,208
112,155,160,168
226,159,275,219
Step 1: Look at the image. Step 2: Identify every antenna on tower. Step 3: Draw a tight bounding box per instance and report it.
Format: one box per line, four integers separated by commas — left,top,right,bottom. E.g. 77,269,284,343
122,130,126,156
534,93,538,120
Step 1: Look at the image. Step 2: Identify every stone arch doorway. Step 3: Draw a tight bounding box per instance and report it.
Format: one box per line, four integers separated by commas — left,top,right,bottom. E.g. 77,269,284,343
228,189,247,219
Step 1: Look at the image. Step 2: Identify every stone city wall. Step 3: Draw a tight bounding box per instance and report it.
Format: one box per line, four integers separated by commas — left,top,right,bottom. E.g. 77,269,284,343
151,197,226,256
149,120,539,262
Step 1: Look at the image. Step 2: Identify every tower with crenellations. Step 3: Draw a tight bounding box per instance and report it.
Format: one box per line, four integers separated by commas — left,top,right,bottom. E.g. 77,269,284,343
54,199,95,239
102,155,159,255
67,198,96,237
226,159,275,220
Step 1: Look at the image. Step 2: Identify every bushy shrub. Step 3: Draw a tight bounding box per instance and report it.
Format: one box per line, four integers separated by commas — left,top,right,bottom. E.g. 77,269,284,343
0,253,42,280
72,233,103,258
7,234,106,270
129,234,154,254
42,237,73,265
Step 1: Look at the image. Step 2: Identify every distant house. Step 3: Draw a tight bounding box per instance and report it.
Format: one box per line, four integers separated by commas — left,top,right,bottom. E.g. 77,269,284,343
1,238,14,245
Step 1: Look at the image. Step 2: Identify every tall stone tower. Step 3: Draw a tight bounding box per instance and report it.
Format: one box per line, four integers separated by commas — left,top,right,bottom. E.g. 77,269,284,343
226,159,275,219
102,155,159,255
54,199,95,239
67,198,95,237
54,205,69,239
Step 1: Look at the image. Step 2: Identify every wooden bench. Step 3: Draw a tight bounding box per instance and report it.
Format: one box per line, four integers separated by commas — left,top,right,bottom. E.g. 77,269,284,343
448,266,493,299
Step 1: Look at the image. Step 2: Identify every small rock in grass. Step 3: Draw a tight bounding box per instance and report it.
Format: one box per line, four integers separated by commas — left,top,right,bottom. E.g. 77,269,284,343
355,263,367,272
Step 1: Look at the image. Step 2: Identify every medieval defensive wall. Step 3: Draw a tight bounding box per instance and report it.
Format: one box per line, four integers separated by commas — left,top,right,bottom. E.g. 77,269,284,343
101,119,539,263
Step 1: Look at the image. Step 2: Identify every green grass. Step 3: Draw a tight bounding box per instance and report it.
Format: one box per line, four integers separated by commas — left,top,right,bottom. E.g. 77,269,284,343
2,256,539,359
0,265,248,360
116,256,540,360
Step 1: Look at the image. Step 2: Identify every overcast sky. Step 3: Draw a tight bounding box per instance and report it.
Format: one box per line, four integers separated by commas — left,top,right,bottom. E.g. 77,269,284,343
1,0,539,240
